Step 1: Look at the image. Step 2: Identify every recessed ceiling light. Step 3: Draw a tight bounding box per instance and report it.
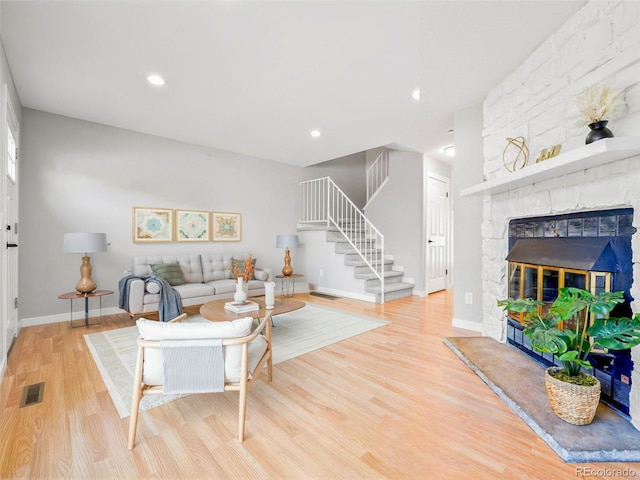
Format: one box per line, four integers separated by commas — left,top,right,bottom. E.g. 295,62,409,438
443,145,455,157
147,74,166,86
310,129,322,138
412,88,420,101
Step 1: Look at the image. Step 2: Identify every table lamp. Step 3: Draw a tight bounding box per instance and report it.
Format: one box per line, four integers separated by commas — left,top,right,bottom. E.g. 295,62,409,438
276,234,298,276
63,232,108,293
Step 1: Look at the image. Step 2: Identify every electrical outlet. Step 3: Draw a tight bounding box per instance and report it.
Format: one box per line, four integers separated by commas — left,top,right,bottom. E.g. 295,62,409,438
319,269,324,277
465,292,473,305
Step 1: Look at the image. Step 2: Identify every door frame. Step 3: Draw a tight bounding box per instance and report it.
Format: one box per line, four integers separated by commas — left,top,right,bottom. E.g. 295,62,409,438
424,171,452,294
2,84,19,362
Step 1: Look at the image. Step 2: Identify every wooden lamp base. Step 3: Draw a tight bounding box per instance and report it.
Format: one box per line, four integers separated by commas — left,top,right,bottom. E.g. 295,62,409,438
76,255,97,293
282,248,293,276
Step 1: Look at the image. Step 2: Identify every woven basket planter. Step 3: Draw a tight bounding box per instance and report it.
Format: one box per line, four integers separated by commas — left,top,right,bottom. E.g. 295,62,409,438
544,367,601,425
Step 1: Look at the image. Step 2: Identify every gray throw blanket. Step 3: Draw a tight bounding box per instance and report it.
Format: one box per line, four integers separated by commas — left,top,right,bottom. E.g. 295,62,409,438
118,275,183,322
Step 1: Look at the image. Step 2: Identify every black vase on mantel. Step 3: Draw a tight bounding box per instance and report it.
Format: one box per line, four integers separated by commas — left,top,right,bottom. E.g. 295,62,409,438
585,120,614,144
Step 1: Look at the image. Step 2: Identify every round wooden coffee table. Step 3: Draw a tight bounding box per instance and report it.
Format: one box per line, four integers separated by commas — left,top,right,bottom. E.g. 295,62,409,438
199,296,305,322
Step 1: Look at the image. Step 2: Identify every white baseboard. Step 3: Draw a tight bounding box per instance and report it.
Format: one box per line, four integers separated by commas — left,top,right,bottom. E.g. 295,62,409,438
20,306,125,328
312,286,376,303
451,317,484,333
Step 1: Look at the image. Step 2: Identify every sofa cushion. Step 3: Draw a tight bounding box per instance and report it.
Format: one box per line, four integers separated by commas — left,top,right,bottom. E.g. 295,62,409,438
134,254,204,283
143,293,160,305
173,283,215,299
151,263,185,286
206,279,237,295
145,282,161,294
136,317,258,383
201,254,227,283
247,279,265,290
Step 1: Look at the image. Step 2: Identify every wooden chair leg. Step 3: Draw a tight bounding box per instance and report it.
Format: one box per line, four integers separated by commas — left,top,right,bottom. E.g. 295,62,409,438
128,345,145,450
238,383,248,442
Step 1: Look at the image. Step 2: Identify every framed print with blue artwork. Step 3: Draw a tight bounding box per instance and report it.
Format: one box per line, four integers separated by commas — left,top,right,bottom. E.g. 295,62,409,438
133,207,174,242
176,209,210,242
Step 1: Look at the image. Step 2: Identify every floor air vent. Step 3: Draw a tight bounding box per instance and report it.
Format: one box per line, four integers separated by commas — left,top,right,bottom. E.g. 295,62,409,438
20,382,44,408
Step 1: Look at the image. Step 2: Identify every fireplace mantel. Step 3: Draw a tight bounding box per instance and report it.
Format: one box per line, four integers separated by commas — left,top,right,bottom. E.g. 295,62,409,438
461,137,640,197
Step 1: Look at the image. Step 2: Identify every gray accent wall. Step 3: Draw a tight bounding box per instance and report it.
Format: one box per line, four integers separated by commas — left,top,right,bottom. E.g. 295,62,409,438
452,104,484,331
19,109,307,320
364,150,424,291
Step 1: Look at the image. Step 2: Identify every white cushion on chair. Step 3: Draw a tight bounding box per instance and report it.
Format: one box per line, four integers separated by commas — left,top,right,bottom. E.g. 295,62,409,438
136,317,263,383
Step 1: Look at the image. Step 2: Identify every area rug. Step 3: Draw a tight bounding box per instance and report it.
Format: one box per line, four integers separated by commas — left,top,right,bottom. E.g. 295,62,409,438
85,304,389,419
444,336,640,463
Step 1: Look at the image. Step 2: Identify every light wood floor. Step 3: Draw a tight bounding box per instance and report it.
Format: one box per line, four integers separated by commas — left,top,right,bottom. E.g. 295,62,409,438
1,291,638,479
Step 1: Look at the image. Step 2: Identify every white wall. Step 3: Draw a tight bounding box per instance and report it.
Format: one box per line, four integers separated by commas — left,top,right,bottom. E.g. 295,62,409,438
364,149,424,290
19,109,307,322
452,104,484,332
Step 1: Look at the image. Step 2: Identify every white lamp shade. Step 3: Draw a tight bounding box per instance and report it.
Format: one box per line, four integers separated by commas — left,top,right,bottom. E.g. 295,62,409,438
276,234,299,248
63,233,107,254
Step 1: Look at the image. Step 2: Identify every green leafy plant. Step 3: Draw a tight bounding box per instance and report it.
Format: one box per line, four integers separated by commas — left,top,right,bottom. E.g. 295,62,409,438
498,287,640,378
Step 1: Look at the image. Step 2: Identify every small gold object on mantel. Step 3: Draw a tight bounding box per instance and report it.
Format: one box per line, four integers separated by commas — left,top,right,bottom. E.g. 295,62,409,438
502,136,529,172
535,144,562,163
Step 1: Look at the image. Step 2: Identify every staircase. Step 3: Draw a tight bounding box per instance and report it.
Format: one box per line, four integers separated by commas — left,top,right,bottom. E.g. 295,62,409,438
327,224,414,302
299,175,414,303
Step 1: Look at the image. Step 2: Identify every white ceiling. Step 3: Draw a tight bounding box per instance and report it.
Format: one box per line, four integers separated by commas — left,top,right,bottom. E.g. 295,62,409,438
0,1,584,167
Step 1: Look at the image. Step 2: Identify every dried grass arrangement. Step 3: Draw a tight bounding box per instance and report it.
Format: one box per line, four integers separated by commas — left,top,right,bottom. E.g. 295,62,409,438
232,255,255,283
573,84,624,127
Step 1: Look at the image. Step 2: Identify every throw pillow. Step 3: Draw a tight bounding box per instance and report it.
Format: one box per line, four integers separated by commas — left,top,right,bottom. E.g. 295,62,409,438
150,263,185,286
145,282,161,294
254,270,268,281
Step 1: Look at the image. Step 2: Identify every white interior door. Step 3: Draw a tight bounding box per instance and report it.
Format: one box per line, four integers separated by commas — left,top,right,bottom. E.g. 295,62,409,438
3,86,19,354
426,173,450,294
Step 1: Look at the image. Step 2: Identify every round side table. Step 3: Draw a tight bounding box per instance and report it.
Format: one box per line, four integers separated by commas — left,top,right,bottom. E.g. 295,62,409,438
274,274,304,297
58,290,113,328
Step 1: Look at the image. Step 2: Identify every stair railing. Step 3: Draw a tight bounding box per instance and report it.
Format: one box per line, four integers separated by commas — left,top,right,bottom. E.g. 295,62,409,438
300,176,384,303
365,149,389,207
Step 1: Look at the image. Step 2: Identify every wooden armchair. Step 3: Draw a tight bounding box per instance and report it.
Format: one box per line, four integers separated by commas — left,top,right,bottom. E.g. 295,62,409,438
127,311,273,449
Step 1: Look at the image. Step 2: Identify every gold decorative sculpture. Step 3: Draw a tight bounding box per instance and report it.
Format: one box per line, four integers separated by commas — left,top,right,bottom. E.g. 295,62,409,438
502,137,529,172
535,144,562,163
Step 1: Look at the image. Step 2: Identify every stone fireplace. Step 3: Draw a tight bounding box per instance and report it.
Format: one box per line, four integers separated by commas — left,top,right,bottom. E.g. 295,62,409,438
460,0,640,428
471,142,640,427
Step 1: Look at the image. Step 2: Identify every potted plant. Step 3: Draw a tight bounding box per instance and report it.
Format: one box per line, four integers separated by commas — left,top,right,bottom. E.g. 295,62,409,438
498,287,640,425
573,84,624,144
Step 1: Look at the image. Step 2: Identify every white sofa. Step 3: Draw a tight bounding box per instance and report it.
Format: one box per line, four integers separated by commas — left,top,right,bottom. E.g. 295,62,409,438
121,253,272,315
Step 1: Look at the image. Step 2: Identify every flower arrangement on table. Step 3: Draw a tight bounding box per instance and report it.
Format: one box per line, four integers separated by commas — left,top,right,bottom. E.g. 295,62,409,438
231,255,255,283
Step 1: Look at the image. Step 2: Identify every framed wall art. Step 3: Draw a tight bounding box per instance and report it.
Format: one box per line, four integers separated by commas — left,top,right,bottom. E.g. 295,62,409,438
132,207,174,242
212,212,242,242
176,209,210,242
